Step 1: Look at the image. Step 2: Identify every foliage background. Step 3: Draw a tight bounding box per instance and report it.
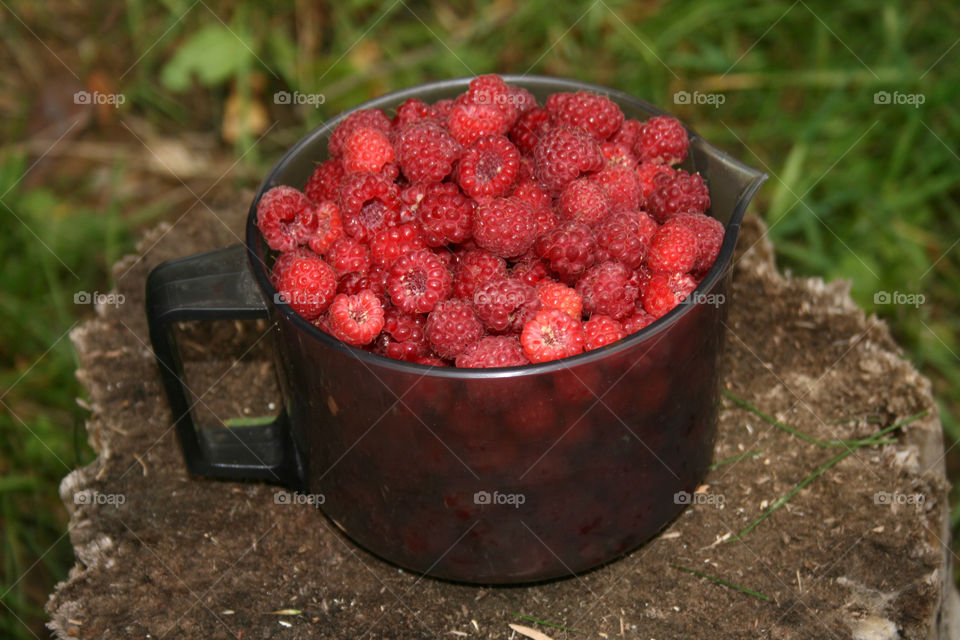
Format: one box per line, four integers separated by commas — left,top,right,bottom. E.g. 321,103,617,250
1,1,958,636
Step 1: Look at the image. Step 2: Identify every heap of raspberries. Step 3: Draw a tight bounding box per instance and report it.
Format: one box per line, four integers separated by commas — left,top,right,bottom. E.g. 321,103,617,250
258,75,720,367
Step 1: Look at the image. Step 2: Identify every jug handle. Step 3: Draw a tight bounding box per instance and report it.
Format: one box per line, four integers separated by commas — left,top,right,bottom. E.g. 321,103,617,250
145,244,303,488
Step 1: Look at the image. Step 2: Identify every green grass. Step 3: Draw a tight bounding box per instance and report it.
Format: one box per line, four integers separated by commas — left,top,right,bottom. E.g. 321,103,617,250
1,1,959,637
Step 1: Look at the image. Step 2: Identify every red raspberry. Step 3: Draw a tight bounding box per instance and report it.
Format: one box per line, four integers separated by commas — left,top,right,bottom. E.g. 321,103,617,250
433,98,455,116
395,119,461,184
533,206,560,236
511,176,551,210
521,308,585,363
509,86,538,115
369,222,427,268
455,335,530,368
273,252,337,321
472,278,540,333
610,119,643,149
558,178,611,225
256,186,317,251
379,162,400,182
583,315,626,351
416,183,474,246
631,265,653,299
600,142,636,166
645,169,710,223
643,272,697,318
466,74,518,125
387,248,452,314
453,249,507,298
305,200,344,255
550,91,624,141
304,158,344,204
635,115,689,165
425,299,484,359
338,172,401,242
457,134,520,199
377,307,429,362
575,261,639,320
534,221,597,280
376,336,430,362
399,183,428,223
594,210,659,269
394,98,439,127
383,307,427,344
511,256,550,288
473,196,539,258
622,308,657,333
544,92,571,114
328,290,385,347
592,165,641,212
536,281,583,320
636,161,674,201
672,212,725,273
647,219,698,273
325,236,371,276
328,108,392,157
338,265,389,306
509,107,551,155
533,125,604,194
270,247,314,287
447,98,513,146
342,127,395,173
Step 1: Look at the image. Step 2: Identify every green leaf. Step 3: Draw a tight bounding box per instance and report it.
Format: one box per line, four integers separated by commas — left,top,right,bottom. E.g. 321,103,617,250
161,24,253,91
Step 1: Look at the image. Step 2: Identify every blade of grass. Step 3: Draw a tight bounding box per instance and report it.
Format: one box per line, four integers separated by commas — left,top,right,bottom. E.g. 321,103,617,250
510,613,580,633
729,411,928,541
724,390,901,448
670,564,771,601
709,450,762,470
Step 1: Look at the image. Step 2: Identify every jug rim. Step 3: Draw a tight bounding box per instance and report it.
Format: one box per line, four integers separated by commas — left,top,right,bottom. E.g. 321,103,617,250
245,75,767,378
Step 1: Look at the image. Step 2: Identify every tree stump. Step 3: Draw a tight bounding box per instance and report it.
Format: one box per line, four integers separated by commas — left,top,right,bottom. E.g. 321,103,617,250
47,201,959,639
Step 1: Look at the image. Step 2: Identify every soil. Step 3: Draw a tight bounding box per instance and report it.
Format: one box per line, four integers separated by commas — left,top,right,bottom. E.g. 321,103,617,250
47,201,953,639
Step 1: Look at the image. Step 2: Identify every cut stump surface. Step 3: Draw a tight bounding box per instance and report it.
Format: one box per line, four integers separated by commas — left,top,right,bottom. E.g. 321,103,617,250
47,202,959,639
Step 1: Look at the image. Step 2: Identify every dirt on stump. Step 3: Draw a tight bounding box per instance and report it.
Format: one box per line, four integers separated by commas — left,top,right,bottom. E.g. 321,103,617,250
47,200,956,640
